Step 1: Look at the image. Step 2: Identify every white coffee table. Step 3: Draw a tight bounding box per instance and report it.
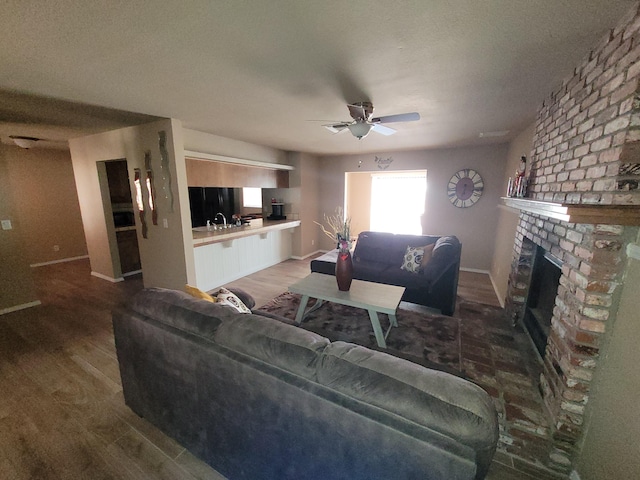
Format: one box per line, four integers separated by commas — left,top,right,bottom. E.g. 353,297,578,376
288,273,406,348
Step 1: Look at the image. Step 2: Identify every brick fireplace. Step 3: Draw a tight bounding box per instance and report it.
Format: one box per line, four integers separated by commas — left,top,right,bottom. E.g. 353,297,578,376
504,4,640,472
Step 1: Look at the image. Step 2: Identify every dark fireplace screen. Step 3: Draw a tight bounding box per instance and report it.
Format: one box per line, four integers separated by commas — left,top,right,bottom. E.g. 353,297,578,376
523,247,562,358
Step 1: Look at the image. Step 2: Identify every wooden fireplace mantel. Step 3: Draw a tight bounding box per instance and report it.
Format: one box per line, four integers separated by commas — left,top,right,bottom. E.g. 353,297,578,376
500,197,640,225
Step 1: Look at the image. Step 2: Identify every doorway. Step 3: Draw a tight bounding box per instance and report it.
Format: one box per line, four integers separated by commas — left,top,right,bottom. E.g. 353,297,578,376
103,160,141,275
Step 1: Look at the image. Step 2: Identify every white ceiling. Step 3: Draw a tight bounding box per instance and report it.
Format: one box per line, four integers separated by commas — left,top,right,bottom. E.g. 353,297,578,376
0,0,636,155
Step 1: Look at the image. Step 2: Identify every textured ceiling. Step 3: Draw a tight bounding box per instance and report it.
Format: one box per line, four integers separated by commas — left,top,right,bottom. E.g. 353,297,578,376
0,0,637,154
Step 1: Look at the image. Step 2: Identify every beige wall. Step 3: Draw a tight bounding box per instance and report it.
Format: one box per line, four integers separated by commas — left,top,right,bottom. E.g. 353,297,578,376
0,145,39,313
318,144,509,271
1,146,87,265
183,128,287,164
286,152,321,258
489,123,535,305
575,230,640,479
69,119,194,290
346,172,373,237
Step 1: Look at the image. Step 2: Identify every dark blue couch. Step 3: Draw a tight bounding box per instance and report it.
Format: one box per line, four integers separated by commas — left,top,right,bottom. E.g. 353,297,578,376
311,231,462,315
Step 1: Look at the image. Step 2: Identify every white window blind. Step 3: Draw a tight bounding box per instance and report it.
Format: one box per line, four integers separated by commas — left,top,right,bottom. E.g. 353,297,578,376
370,171,427,235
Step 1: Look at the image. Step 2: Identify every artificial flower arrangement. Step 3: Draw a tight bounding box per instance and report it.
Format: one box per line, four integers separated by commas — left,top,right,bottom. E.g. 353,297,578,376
314,207,352,253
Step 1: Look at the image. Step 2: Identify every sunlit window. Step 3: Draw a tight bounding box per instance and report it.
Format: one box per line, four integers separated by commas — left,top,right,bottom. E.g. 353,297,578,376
370,171,427,235
242,187,262,208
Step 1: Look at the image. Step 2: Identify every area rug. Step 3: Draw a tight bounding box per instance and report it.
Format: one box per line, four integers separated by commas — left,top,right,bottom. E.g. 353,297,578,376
255,291,463,375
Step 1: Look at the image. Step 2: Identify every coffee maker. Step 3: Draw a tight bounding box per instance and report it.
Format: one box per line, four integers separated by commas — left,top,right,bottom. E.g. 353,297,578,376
267,199,286,220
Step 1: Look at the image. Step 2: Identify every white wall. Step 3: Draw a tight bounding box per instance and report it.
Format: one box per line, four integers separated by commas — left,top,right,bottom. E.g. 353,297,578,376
318,144,509,271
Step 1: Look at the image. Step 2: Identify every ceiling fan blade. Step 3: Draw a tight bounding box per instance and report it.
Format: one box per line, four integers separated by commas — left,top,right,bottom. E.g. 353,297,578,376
323,123,350,134
372,112,420,124
371,123,396,136
347,103,367,121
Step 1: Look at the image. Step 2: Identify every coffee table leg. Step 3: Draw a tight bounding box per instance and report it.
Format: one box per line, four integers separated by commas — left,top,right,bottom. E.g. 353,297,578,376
389,314,398,327
367,310,387,348
295,295,310,325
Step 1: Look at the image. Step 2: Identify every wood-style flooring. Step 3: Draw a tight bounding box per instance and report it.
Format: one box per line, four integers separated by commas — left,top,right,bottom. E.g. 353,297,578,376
0,257,549,479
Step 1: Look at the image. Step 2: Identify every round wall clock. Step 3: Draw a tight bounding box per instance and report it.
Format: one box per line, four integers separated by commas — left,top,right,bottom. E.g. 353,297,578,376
447,169,484,208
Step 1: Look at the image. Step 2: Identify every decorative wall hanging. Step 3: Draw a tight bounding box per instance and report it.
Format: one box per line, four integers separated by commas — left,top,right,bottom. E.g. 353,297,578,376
374,156,393,170
144,150,158,225
158,130,174,212
447,169,484,208
134,168,148,238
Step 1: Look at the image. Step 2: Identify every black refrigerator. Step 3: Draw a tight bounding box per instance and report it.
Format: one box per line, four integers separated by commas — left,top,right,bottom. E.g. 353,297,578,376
188,187,236,227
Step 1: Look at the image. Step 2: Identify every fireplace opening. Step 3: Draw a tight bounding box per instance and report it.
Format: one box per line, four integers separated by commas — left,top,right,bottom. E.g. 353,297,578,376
523,247,562,358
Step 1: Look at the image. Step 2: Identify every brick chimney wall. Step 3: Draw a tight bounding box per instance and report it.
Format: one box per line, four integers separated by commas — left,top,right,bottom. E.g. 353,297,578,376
506,3,640,470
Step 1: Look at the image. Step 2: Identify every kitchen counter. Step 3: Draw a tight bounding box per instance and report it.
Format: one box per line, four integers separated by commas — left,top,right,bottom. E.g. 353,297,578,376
192,218,301,246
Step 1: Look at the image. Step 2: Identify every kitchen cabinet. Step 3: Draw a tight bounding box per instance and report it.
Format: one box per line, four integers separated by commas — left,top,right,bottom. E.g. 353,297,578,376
186,158,289,188
116,228,141,274
193,228,294,291
105,160,133,204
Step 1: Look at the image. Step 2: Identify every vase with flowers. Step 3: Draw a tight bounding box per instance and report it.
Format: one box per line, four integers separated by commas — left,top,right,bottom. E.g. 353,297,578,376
314,207,353,291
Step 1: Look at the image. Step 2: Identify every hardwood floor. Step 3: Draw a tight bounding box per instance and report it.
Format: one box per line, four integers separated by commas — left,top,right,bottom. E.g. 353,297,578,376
0,256,535,479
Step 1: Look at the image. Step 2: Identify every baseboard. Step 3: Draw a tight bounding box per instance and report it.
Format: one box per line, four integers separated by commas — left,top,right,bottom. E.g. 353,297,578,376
290,249,326,260
1,300,42,316
122,269,142,277
91,271,124,283
459,267,490,274
30,254,89,268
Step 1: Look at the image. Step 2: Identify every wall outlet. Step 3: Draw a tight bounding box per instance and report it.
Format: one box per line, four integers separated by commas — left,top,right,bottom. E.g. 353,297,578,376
162,218,168,228
311,239,315,246
53,245,60,252
1,219,12,230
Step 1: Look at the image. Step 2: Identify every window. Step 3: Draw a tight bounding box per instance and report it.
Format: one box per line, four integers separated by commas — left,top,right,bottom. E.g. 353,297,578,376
370,171,427,235
242,187,262,208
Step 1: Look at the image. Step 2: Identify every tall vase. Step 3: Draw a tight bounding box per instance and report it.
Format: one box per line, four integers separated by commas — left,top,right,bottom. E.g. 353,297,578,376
335,250,353,291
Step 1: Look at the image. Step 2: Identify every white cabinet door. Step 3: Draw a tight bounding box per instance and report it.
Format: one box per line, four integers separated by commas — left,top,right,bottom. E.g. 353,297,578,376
193,228,294,291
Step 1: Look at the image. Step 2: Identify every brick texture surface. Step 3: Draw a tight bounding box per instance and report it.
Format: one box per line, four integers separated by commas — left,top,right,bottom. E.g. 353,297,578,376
505,4,640,473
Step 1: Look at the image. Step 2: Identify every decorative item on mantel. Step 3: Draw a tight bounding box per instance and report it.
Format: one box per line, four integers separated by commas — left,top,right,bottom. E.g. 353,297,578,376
314,207,353,291
506,155,528,198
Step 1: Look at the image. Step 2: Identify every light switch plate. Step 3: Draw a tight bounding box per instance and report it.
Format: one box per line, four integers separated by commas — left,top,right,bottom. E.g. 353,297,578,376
1,219,12,230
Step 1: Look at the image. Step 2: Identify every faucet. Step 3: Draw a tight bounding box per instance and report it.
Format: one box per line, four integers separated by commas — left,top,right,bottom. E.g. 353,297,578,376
215,212,227,228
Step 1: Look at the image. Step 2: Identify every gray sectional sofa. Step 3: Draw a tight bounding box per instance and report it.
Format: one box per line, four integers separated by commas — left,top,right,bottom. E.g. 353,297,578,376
113,287,498,480
311,231,462,315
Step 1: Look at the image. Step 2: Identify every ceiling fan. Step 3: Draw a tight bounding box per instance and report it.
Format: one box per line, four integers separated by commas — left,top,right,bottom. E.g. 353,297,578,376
8,135,40,149
1,134,67,149
323,102,420,139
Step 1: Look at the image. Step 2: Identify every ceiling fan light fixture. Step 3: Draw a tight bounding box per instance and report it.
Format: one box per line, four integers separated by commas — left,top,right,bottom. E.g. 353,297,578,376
9,135,39,149
347,121,373,139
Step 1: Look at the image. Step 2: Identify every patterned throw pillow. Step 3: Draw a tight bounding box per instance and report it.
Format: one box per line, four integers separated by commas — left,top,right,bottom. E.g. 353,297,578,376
216,287,252,313
400,246,424,273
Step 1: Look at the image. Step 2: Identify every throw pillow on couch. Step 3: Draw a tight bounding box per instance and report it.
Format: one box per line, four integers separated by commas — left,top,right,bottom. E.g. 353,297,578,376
400,243,436,274
184,284,253,313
